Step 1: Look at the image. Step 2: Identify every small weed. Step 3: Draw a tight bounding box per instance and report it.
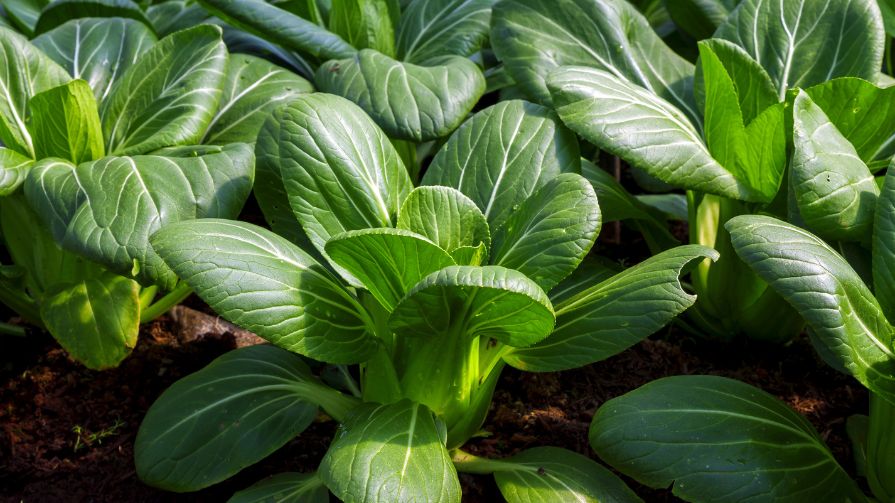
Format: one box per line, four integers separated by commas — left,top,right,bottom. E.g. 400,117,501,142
72,418,126,452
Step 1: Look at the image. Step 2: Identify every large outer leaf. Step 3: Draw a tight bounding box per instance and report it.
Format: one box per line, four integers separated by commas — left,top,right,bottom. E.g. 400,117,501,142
202,54,313,145
0,148,32,195
791,90,878,242
33,18,157,103
727,215,895,404
319,400,461,503
25,144,254,290
229,472,329,503
715,0,884,99
151,220,378,364
316,50,486,142
255,93,412,270
41,271,140,370
396,186,491,253
1,0,48,35
491,0,699,123
147,0,209,37
504,245,718,372
591,375,863,502
135,345,320,491
875,164,895,323
33,0,152,35
0,26,70,157
423,100,579,229
198,0,355,61
101,24,227,155
390,265,554,348
395,0,495,64
549,67,763,202
664,0,737,40
490,173,600,292
325,228,456,312
27,79,104,164
493,447,642,503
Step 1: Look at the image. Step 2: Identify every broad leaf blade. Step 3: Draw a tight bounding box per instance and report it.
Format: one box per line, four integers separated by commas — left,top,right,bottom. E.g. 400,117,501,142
727,215,895,404
135,345,320,491
33,0,152,35
329,0,396,56
1,0,47,35
695,38,777,125
491,173,600,292
591,375,863,502
151,220,378,364
0,148,33,196
396,186,491,253
396,0,495,64
316,49,486,142
319,400,461,503
229,472,329,503
101,24,227,155
505,245,718,372
202,54,313,145
28,79,104,164
423,100,580,229
146,0,209,37
874,163,895,322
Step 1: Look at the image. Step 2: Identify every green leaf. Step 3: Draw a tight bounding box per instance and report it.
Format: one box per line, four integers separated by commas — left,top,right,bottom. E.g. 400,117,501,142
547,255,618,305
32,18,157,103
695,39,777,126
25,144,254,290
101,24,227,155
449,243,488,266
252,145,315,250
135,345,321,491
0,0,48,35
325,228,456,312
316,49,485,142
396,0,494,64
0,26,70,157
726,215,895,405
41,271,140,370
493,447,642,503
491,173,600,292
319,400,461,503
423,100,580,229
591,375,864,502
390,265,555,348
229,472,329,503
664,0,736,40
202,54,313,145
198,0,355,61
27,80,104,164
504,245,717,372
255,93,412,271
146,0,209,37
33,0,152,35
805,77,895,162
0,147,33,196
329,0,396,56
875,163,895,322
396,186,491,253
715,0,884,100
151,219,378,364
791,90,878,242
549,67,764,202
491,0,699,123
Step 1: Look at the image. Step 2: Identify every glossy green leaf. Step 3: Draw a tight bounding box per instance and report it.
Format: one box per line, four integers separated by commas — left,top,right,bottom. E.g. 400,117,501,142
41,271,140,370
252,145,313,249
26,144,253,290
0,26,70,157
229,472,329,503
695,38,777,126
396,0,495,64
491,0,699,123
547,255,618,305
423,100,580,229
28,79,104,164
316,49,486,142
202,54,313,145
449,243,488,266
874,163,895,322
151,219,378,364
727,215,895,404
493,447,642,503
390,265,554,347
255,93,412,271
33,0,152,35
505,245,717,371
325,228,456,312
135,345,321,491
146,0,209,37
491,173,600,292
101,24,227,155
664,0,736,40
549,67,763,202
396,186,490,253
715,0,884,100
0,148,33,196
329,0,396,56
1,0,48,35
198,0,355,61
32,18,156,103
319,400,461,503
791,90,878,242
591,375,864,502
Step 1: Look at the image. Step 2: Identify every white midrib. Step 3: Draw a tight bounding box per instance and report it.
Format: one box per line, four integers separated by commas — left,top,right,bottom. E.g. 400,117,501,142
777,0,805,101
400,404,419,478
